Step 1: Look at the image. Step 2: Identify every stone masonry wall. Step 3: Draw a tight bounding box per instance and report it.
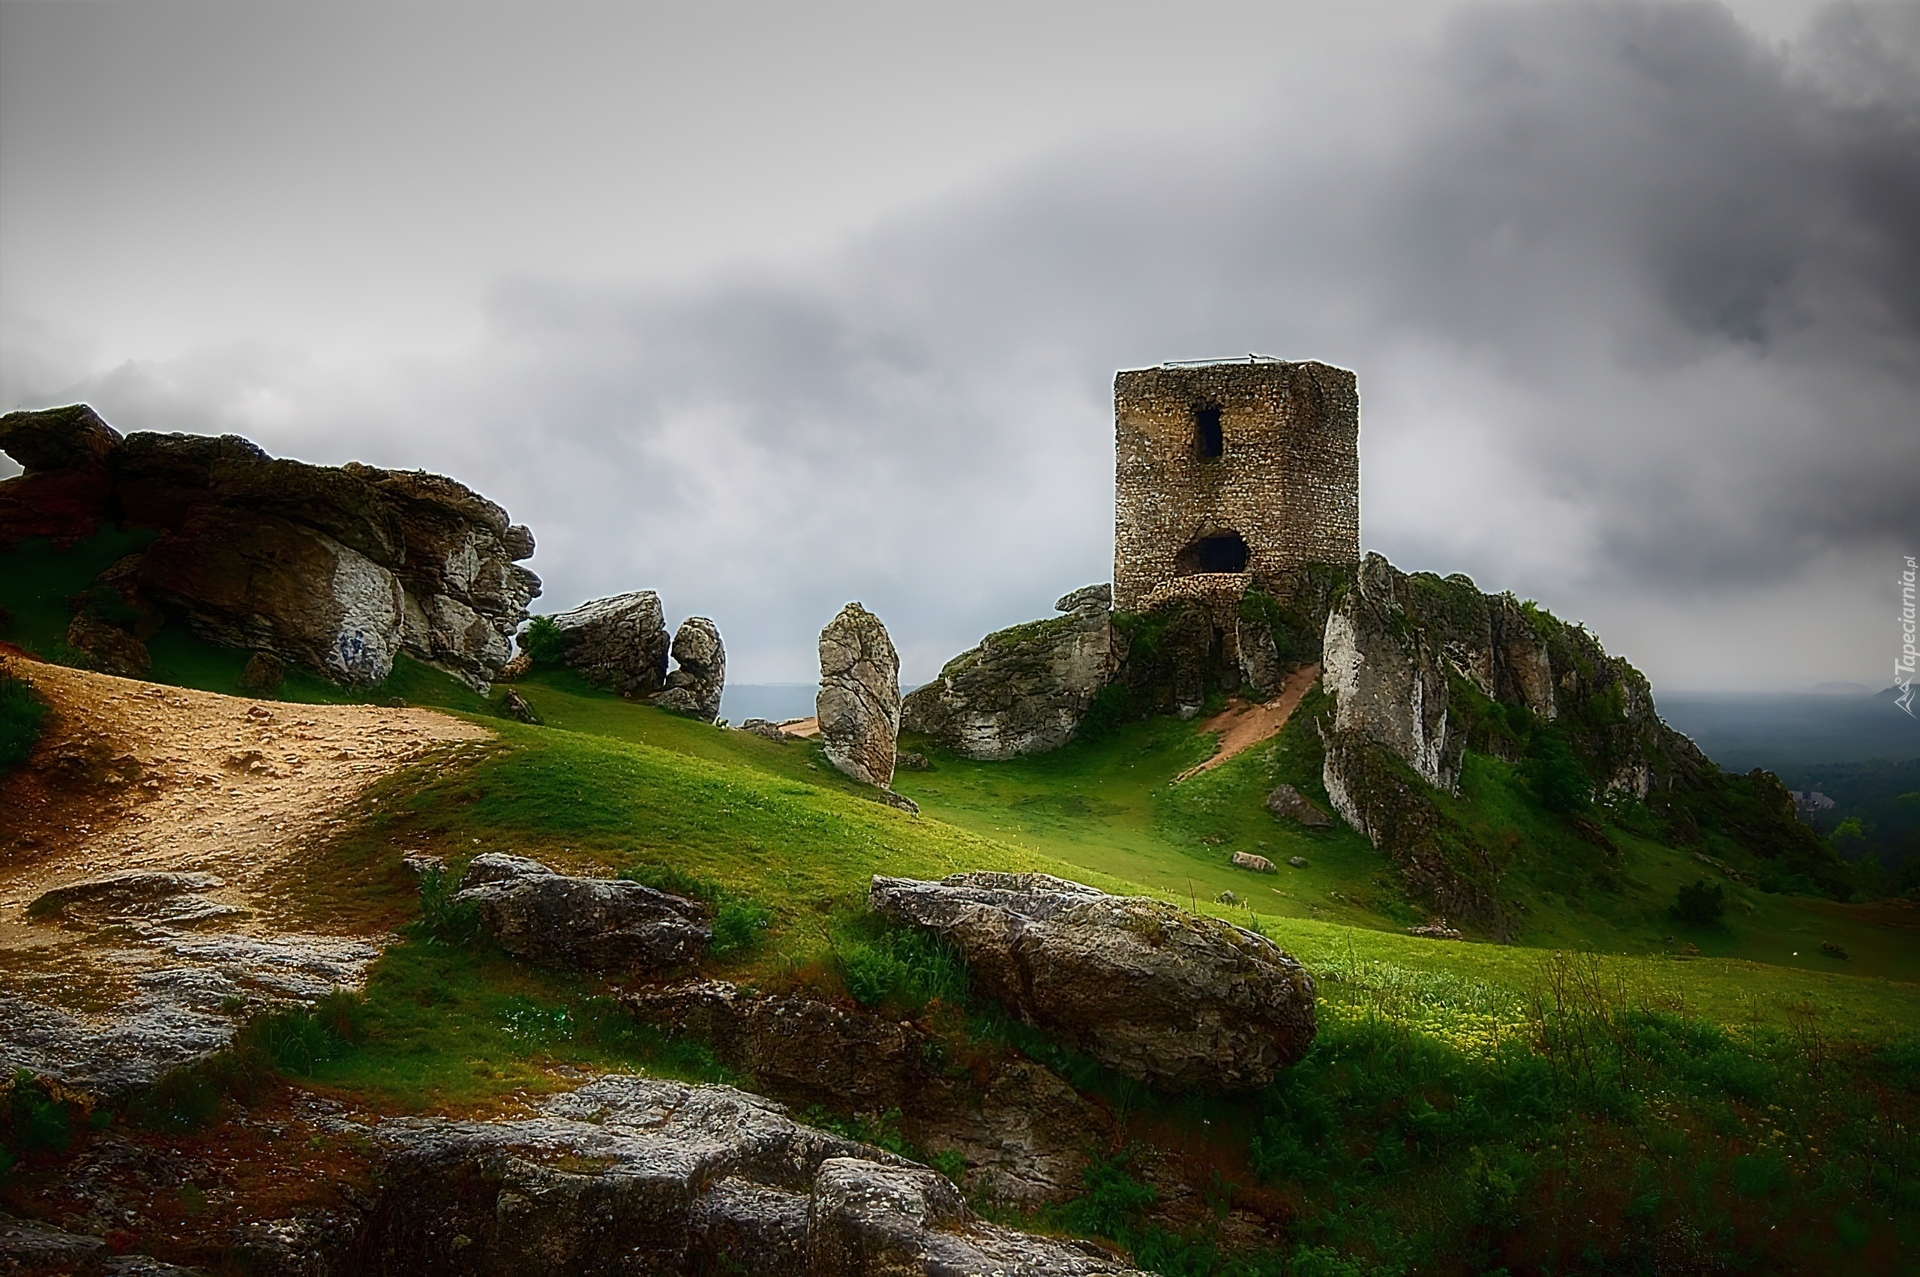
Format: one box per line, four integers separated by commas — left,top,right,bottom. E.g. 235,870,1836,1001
1113,359,1359,612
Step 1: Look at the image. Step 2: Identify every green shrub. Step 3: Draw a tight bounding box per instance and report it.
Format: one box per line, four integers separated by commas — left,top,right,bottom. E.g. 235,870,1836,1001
1671,879,1726,927
832,917,967,1012
521,614,565,667
0,672,46,775
1521,730,1589,814
411,866,483,946
235,990,365,1075
1067,1154,1158,1239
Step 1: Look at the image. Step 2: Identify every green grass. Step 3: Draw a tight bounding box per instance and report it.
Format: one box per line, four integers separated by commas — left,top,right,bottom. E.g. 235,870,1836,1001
11,526,1920,1266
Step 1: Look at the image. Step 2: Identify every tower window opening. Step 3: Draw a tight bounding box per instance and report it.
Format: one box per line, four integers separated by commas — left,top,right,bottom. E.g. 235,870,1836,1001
1194,404,1223,458
1176,531,1250,574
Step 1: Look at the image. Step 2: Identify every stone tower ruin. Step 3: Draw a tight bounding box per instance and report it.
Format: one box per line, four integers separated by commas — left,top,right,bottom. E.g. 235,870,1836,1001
1112,357,1359,612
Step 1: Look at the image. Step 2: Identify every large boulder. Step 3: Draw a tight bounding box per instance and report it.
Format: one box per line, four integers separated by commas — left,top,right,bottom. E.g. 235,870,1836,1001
0,406,542,686
869,872,1315,1093
550,591,671,697
138,507,406,686
359,1075,1145,1276
901,585,1121,759
651,615,726,722
817,603,901,788
454,853,711,972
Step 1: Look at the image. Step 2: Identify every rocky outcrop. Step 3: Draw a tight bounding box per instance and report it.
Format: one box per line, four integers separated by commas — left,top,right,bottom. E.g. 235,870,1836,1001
817,603,901,788
1230,852,1276,873
454,853,711,973
650,615,726,722
5,866,380,1093
140,507,408,686
870,873,1314,1093
358,1075,1146,1276
625,980,926,1113
1321,556,1463,794
0,404,540,688
626,980,1113,1207
1265,784,1331,827
549,591,670,697
901,585,1122,759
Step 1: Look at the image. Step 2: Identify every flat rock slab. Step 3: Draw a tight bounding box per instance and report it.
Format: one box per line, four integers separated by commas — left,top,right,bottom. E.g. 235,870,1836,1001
455,853,711,972
361,1075,1147,1276
870,872,1315,1093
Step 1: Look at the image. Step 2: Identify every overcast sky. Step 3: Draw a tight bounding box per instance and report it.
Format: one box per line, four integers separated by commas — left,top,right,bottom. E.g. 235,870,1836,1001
3,0,1917,693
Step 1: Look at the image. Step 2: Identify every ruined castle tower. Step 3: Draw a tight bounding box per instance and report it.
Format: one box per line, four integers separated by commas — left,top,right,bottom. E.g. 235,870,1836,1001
1112,357,1360,612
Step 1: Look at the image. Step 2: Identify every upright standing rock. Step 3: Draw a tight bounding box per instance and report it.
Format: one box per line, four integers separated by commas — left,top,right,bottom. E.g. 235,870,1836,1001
818,603,900,788
651,616,726,722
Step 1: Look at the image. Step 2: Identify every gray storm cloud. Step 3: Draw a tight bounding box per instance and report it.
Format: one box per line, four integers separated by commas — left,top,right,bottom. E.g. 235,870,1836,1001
5,1,1918,689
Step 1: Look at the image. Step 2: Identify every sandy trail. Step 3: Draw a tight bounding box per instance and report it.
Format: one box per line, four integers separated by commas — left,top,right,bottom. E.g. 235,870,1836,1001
1172,663,1321,785
0,654,492,946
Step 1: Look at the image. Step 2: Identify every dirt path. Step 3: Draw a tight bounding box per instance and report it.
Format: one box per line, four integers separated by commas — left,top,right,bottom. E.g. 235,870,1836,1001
1172,663,1321,785
0,653,492,945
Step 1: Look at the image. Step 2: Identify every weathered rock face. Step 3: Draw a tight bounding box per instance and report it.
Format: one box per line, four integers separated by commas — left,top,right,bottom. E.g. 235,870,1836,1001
1321,556,1463,793
140,508,408,686
549,591,670,697
650,615,726,722
901,585,1122,760
817,603,900,788
625,979,926,1113
626,980,1113,1207
454,853,711,973
358,1075,1145,1276
870,872,1314,1093
0,405,541,688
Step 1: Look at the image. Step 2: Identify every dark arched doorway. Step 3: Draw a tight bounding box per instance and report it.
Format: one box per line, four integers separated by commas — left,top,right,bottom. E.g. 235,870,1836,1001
1176,530,1249,574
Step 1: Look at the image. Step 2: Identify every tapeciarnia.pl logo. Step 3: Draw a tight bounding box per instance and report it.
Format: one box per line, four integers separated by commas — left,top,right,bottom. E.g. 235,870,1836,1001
1898,555,1917,718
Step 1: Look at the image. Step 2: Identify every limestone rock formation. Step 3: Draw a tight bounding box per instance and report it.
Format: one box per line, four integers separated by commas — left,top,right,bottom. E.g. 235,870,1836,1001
1265,783,1332,828
650,615,726,721
0,404,541,688
625,979,927,1113
549,590,670,697
360,1075,1145,1276
817,603,901,788
454,853,711,972
1230,852,1276,873
901,585,1122,759
1321,555,1463,794
140,507,408,686
739,718,790,742
626,979,1113,1207
870,872,1314,1092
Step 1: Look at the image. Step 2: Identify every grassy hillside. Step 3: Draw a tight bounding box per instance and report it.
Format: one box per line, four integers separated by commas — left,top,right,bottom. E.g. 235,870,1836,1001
9,528,1920,1268
267,675,1920,1271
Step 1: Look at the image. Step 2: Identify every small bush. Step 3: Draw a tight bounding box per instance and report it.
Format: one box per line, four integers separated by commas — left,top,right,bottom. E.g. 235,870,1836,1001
1671,879,1726,927
412,867,482,946
0,672,46,775
236,990,365,1075
833,917,967,1012
521,615,565,667
1067,1154,1158,1239
1521,730,1590,814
